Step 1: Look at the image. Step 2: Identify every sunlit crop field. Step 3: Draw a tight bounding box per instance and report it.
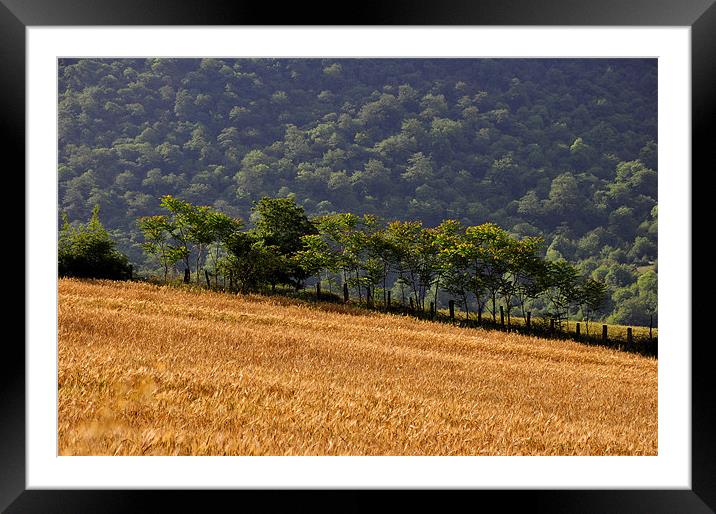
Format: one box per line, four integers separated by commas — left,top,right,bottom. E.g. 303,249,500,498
58,278,657,456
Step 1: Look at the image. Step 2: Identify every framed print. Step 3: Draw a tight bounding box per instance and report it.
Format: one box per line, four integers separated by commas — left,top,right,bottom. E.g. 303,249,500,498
6,0,714,511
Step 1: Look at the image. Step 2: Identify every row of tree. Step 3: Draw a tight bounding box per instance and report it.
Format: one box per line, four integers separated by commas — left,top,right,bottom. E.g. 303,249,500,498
136,195,607,327
57,58,657,325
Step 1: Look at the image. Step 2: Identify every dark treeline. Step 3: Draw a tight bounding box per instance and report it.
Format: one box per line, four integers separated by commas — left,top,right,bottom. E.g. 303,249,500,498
127,195,609,329
58,58,657,325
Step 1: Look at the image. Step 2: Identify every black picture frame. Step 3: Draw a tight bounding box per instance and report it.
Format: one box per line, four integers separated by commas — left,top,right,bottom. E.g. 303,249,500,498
6,1,712,512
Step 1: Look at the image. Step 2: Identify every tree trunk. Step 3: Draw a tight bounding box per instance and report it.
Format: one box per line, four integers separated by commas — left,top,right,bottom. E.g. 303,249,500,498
432,277,440,314
383,271,387,306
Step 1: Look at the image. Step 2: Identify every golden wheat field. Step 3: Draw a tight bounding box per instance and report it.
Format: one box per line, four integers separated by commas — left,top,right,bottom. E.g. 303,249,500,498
58,278,657,456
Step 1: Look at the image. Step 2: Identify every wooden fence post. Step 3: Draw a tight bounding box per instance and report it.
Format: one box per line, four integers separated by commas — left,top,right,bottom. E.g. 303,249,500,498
550,318,555,332
184,268,190,284
410,297,414,311
500,306,505,327
602,324,608,343
387,290,391,309
449,300,455,321
316,281,321,298
649,315,653,342
575,322,580,338
367,287,373,308
627,327,633,348
430,301,435,319
343,283,349,303
526,311,531,329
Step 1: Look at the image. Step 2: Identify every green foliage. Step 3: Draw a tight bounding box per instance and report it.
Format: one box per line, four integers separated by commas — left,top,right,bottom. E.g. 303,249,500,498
252,196,317,256
220,231,285,293
384,219,441,311
59,206,132,280
542,260,581,324
133,195,628,328
58,58,658,325
573,277,609,333
250,196,317,288
293,234,334,280
136,214,186,280
607,269,657,326
140,195,243,283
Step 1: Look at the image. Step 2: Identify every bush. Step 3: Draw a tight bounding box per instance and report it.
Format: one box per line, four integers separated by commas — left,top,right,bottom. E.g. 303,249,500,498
59,206,133,280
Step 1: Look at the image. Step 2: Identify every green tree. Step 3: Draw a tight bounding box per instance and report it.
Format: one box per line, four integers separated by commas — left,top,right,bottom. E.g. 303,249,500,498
185,204,215,280
137,214,186,281
542,260,581,326
221,231,284,293
59,205,132,280
400,152,434,184
386,220,440,312
508,236,547,323
466,223,512,323
293,233,335,293
58,59,659,325
362,215,397,305
314,213,355,275
434,219,473,319
251,196,318,289
574,277,608,334
205,211,243,287
158,195,196,282
235,150,274,198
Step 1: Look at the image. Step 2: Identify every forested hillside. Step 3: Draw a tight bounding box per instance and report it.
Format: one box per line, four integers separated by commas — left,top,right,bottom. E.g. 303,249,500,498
57,58,657,325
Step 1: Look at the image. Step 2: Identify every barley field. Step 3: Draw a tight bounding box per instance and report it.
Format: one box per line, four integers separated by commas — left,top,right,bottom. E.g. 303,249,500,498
58,278,657,456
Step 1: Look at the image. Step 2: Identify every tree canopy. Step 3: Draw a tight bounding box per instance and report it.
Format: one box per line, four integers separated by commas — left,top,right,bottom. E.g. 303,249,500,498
59,205,132,280
58,58,657,325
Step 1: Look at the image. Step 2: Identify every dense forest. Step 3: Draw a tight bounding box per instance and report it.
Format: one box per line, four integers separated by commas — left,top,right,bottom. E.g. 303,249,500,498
57,58,658,325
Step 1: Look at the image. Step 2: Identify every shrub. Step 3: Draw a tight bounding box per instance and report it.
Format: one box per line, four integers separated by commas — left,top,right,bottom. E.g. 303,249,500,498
58,206,133,280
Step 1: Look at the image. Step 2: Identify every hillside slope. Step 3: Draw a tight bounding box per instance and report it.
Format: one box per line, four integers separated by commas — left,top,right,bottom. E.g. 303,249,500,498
58,278,657,455
57,58,658,325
